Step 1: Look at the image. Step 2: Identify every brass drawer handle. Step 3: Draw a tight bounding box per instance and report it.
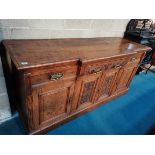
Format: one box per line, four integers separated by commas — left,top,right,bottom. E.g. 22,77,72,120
131,57,136,62
113,64,122,69
90,68,102,74
49,73,63,80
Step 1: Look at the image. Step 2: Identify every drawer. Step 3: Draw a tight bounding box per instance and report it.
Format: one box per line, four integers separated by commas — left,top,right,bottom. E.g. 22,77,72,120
31,65,78,86
126,54,142,66
80,57,128,76
80,53,142,76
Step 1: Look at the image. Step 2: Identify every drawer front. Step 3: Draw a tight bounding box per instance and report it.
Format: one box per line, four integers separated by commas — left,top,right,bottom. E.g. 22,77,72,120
80,54,142,76
80,57,128,76
31,65,78,86
126,54,142,66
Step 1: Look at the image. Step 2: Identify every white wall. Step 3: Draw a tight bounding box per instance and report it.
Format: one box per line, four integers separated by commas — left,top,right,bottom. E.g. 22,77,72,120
0,19,130,122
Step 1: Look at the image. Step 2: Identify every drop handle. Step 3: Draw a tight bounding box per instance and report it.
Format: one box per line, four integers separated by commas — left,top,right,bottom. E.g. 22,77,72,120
90,68,102,74
113,64,122,69
49,73,63,80
131,57,136,62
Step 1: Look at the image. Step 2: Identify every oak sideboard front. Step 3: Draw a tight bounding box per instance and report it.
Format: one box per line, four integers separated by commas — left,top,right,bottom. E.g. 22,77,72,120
0,37,151,134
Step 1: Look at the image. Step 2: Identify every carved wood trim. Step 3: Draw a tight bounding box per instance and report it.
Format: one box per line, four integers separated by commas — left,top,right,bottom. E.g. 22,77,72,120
80,81,95,104
101,75,114,96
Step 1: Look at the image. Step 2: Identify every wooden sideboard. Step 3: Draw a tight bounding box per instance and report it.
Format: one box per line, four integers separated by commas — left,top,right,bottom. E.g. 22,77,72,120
0,37,151,134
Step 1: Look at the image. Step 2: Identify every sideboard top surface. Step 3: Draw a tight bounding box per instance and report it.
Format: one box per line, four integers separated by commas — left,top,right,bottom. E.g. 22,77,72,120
2,37,151,70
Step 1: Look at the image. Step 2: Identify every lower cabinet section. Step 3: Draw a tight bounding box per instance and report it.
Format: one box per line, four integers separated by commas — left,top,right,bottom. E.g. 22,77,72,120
30,78,75,131
24,60,140,134
72,63,139,114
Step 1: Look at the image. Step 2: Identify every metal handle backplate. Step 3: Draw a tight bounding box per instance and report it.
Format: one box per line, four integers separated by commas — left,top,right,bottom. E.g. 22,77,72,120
49,73,63,80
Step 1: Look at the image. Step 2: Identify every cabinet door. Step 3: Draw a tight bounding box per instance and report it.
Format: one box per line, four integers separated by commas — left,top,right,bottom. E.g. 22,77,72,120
94,69,119,103
112,66,138,94
72,73,101,112
33,79,75,126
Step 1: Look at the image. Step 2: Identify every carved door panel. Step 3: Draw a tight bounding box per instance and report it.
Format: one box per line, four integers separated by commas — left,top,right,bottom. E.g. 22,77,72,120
72,73,101,112
94,69,119,103
33,79,75,126
112,66,138,94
